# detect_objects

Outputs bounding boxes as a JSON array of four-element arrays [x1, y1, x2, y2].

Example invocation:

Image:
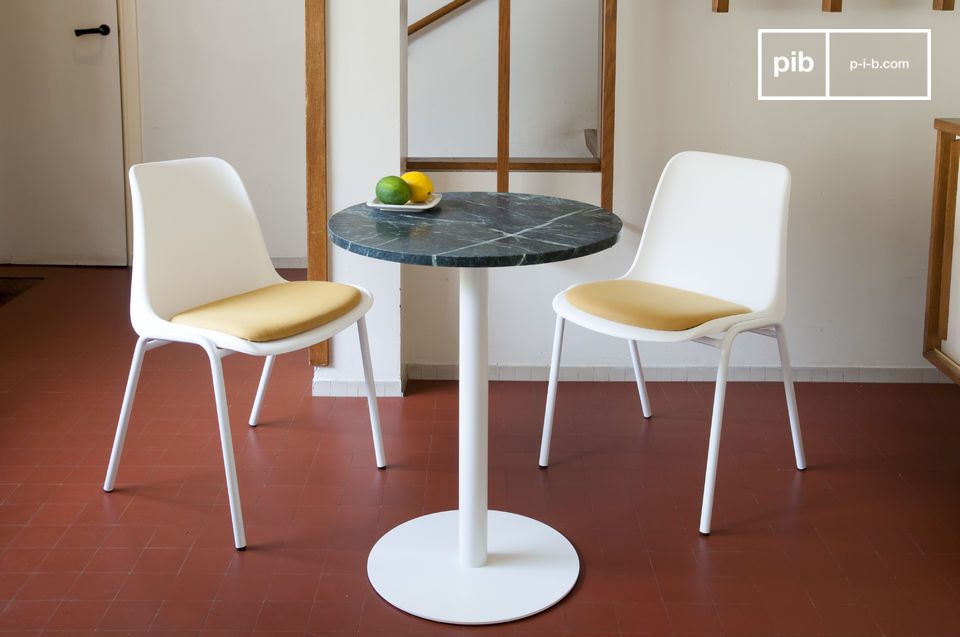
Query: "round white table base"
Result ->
[[367, 510, 580, 625]]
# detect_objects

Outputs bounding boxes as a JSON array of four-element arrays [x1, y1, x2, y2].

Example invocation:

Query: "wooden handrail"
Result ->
[[409, 0, 476, 36], [405, 157, 600, 173]]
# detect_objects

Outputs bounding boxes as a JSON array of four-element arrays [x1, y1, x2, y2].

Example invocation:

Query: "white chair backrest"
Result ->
[[128, 157, 281, 323], [626, 151, 791, 315]]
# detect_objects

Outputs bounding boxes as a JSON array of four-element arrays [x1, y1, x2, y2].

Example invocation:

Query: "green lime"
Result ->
[[375, 176, 411, 205]]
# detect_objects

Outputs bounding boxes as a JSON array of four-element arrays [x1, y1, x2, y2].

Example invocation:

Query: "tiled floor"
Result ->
[[0, 266, 959, 636]]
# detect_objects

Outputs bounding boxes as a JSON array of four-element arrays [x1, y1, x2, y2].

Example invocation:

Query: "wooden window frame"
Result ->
[[923, 118, 960, 384]]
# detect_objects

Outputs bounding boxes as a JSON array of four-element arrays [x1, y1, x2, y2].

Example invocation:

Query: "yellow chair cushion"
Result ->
[[171, 281, 362, 342], [565, 280, 750, 331]]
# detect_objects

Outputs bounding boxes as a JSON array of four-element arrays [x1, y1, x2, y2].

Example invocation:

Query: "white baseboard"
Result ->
[[403, 364, 952, 384], [312, 376, 404, 397], [271, 257, 307, 269], [311, 364, 951, 396]]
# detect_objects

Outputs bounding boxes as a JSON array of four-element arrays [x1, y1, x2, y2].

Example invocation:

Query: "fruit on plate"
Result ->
[[401, 171, 434, 203], [375, 176, 411, 205]]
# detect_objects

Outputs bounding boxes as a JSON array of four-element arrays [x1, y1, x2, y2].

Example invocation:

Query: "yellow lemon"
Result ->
[[401, 171, 434, 203]]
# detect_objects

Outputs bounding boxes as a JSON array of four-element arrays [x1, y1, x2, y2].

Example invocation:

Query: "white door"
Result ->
[[0, 0, 127, 265]]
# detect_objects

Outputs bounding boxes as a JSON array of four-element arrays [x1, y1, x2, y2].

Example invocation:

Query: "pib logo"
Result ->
[[759, 29, 930, 100], [773, 51, 815, 78], [759, 31, 826, 99]]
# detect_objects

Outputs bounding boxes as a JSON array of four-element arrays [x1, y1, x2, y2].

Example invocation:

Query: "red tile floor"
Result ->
[[0, 266, 959, 636]]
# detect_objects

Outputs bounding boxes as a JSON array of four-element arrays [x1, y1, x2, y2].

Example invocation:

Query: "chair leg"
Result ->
[[103, 336, 148, 492], [205, 346, 247, 550], [248, 355, 275, 427], [699, 331, 737, 536], [539, 315, 565, 468], [628, 340, 652, 418], [358, 317, 386, 469], [775, 324, 807, 471]]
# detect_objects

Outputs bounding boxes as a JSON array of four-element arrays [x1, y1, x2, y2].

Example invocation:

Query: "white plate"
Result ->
[[366, 193, 442, 212]]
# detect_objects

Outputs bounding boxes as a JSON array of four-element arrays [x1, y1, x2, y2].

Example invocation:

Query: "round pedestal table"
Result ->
[[329, 191, 622, 625]]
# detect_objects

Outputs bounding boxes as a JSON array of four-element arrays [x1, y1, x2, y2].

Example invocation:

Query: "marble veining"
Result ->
[[328, 191, 622, 268]]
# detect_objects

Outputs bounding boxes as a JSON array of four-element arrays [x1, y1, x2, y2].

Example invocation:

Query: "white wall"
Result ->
[[402, 1, 663, 371], [403, 0, 960, 375], [653, 0, 958, 371], [136, 0, 307, 263], [402, 0, 665, 372], [318, 0, 406, 395], [407, 0, 599, 158], [133, 1, 960, 388], [135, 0, 405, 394]]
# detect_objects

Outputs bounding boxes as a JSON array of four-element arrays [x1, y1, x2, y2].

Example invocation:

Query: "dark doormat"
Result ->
[[0, 277, 43, 307]]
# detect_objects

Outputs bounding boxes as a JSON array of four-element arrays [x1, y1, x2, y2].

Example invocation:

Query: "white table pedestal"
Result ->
[[367, 268, 580, 625]]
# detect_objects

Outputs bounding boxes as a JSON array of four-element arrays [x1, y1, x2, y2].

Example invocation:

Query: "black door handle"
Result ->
[[74, 24, 110, 37]]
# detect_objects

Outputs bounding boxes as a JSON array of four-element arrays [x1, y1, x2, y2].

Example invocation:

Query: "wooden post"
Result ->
[[938, 141, 960, 340], [305, 0, 330, 366], [923, 119, 960, 384], [924, 125, 959, 353], [497, 0, 510, 193], [712, 0, 730, 12], [933, 0, 956, 9], [600, 0, 617, 211], [822, 0, 842, 11]]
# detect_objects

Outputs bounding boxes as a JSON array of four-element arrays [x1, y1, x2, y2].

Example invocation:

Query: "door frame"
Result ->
[[117, 0, 142, 265]]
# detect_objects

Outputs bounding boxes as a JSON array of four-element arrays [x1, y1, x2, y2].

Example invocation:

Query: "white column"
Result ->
[[316, 0, 405, 397], [459, 267, 489, 567]]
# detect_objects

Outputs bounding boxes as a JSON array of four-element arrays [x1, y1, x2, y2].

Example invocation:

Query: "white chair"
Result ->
[[539, 151, 806, 535], [104, 157, 386, 549]]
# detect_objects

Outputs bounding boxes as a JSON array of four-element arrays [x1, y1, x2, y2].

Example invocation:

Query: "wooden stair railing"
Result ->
[[406, 0, 617, 211], [923, 118, 960, 384], [409, 0, 477, 36]]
